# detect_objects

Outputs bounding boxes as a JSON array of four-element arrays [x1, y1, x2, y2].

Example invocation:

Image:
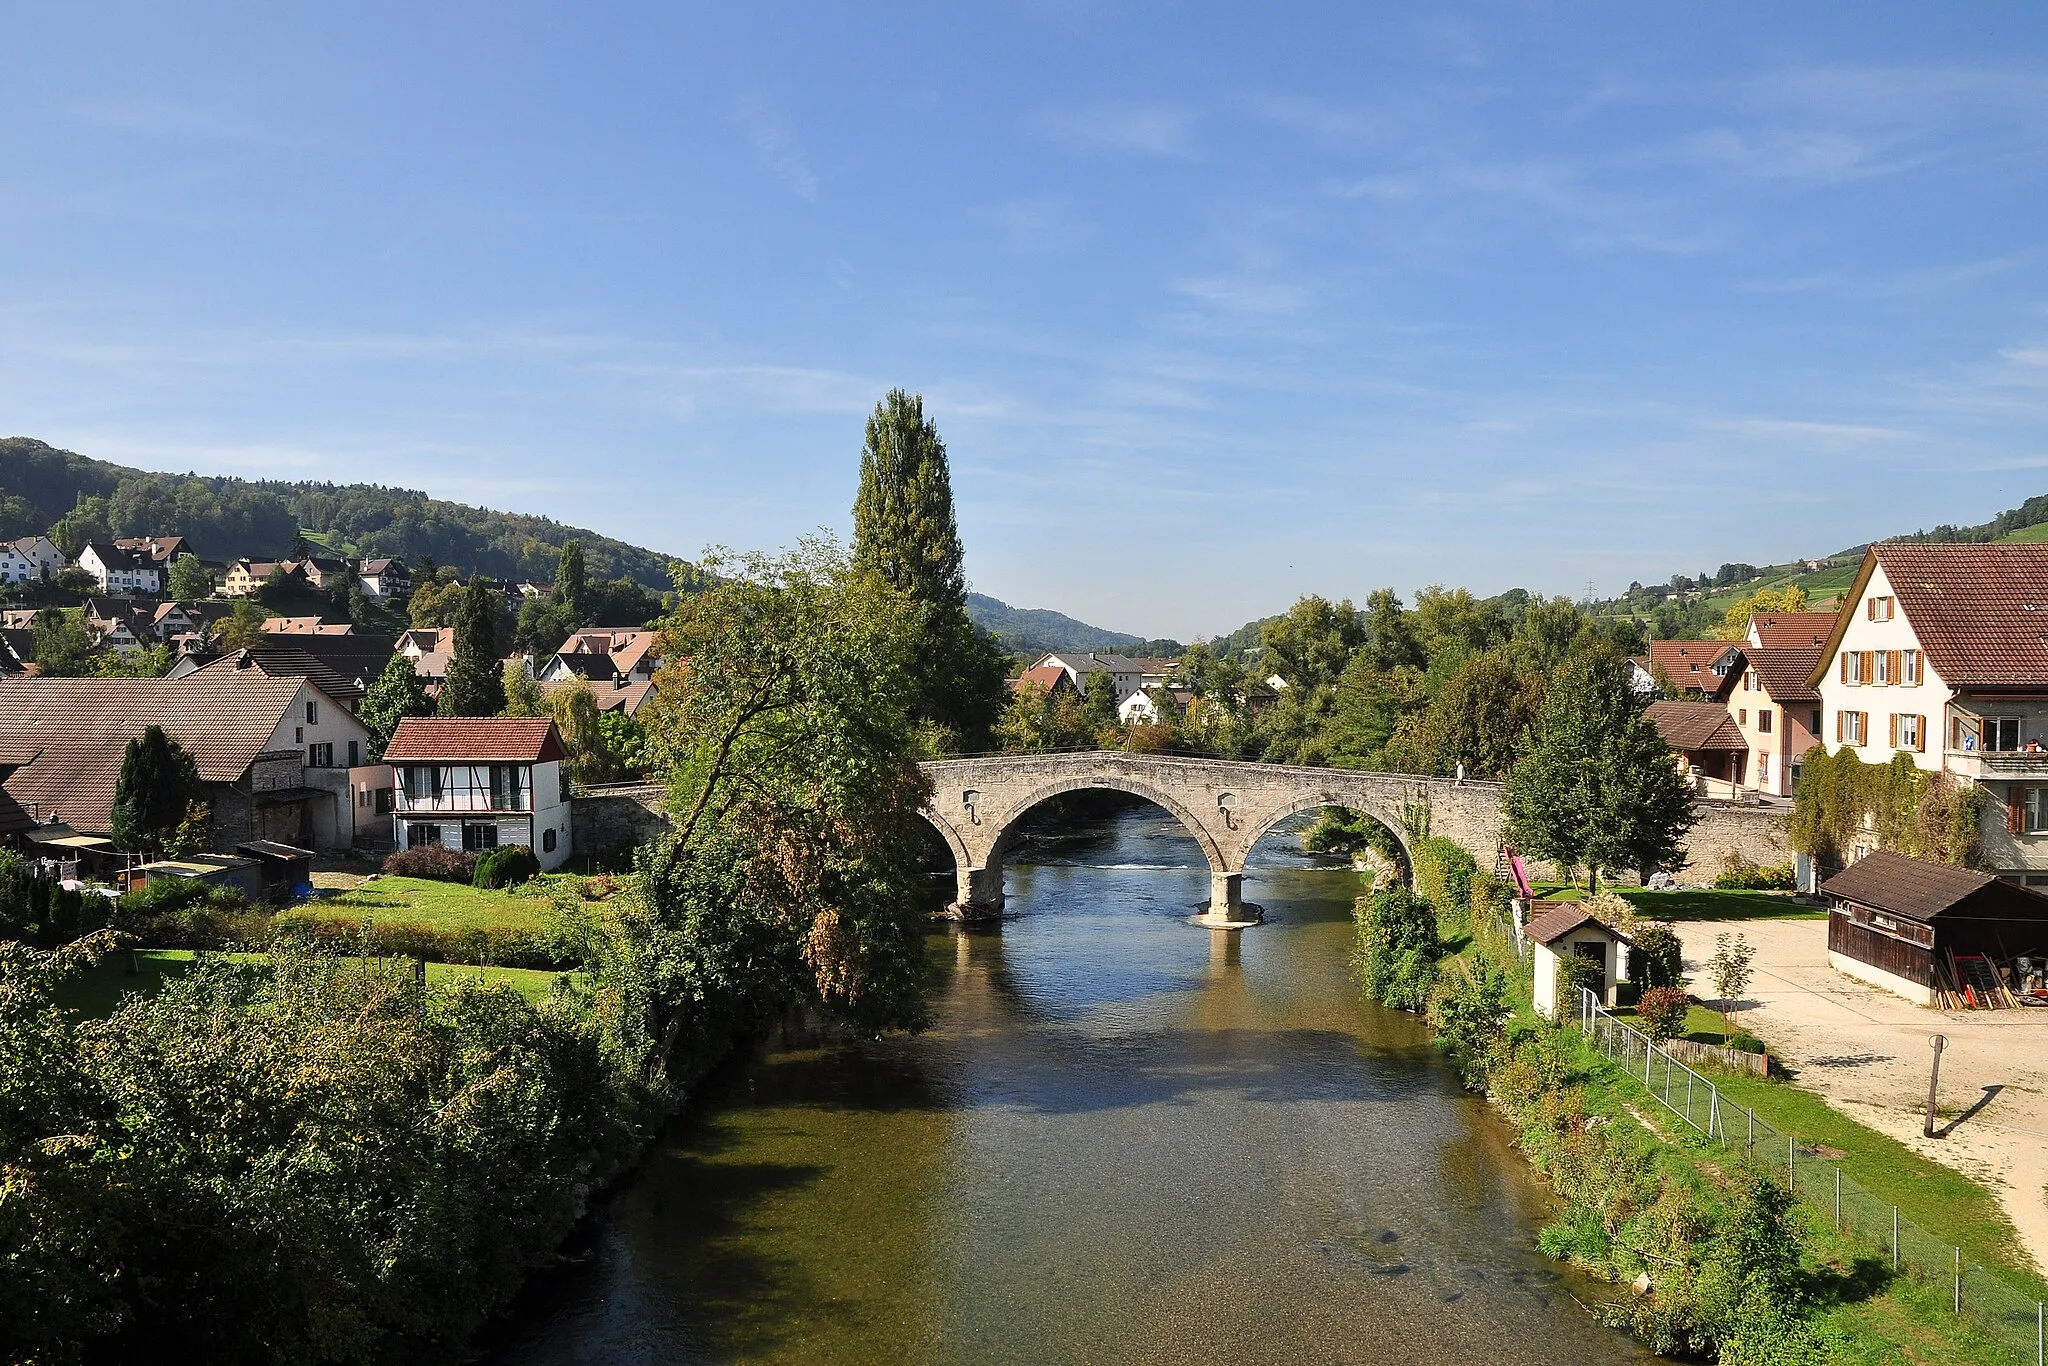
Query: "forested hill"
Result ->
[[964, 592, 1181, 657], [0, 437, 680, 588]]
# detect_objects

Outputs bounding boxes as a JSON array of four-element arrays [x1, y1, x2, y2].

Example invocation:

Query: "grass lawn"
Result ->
[[1617, 888, 1825, 922], [288, 875, 557, 933], [54, 948, 570, 1017]]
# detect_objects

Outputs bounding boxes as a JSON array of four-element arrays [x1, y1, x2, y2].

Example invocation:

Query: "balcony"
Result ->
[[1945, 749, 2048, 781]]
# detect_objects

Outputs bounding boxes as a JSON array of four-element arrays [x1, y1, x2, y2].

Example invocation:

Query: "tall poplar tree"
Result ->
[[440, 579, 507, 717], [851, 390, 1007, 749], [553, 540, 588, 623]]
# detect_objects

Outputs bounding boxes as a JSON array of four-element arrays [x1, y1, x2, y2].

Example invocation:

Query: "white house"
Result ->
[[1119, 685, 1194, 727], [9, 535, 67, 581], [0, 543, 36, 585], [77, 542, 162, 594], [358, 558, 411, 602], [1811, 543, 2048, 885], [1528, 903, 1633, 1017], [542, 629, 660, 686], [383, 716, 574, 870], [1033, 652, 1146, 703]]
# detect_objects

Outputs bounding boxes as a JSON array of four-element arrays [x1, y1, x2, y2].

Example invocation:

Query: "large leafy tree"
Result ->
[[110, 725, 201, 854], [440, 579, 507, 717], [1503, 645, 1696, 890], [553, 539, 588, 622], [1382, 648, 1540, 780], [851, 390, 1007, 751], [29, 609, 93, 677], [165, 554, 212, 601], [358, 653, 433, 760], [616, 541, 934, 1079]]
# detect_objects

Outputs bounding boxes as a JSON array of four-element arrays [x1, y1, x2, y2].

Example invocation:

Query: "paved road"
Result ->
[[1674, 917, 2048, 1274]]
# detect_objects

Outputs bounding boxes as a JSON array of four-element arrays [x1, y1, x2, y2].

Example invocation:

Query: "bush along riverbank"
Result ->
[[1355, 876, 2028, 1365]]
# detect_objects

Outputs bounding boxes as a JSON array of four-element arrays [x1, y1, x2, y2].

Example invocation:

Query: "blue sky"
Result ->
[[2, 3, 2045, 640]]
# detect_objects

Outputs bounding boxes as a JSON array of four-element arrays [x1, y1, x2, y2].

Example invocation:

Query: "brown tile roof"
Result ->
[[1749, 611, 1839, 649], [263, 617, 355, 635], [1525, 903, 1632, 947], [180, 646, 369, 703], [1855, 543, 2048, 689], [1646, 639, 1742, 695], [1646, 699, 1748, 752], [1741, 645, 1823, 703], [1820, 849, 2048, 924], [0, 675, 320, 834], [383, 717, 567, 763], [1011, 665, 1073, 694], [559, 628, 658, 677]]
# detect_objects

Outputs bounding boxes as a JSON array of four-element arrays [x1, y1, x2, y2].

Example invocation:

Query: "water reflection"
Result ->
[[491, 801, 1645, 1366]]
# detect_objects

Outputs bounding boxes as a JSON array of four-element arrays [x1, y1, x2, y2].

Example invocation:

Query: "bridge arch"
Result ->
[[1233, 790, 1412, 876], [983, 775, 1230, 876]]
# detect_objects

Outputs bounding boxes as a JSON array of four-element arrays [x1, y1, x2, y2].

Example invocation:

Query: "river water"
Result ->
[[493, 801, 1648, 1365]]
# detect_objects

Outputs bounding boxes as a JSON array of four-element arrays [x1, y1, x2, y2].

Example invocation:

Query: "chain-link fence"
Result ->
[[1577, 988, 2047, 1364]]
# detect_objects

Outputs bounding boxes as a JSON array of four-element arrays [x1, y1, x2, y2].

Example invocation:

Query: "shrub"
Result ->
[[382, 845, 477, 883], [1725, 1032, 1766, 1056], [1630, 923, 1684, 990], [1351, 886, 1441, 1011], [117, 876, 214, 918], [1470, 870, 1511, 921], [268, 913, 578, 970], [1713, 862, 1794, 891], [473, 845, 540, 890], [1427, 958, 1510, 1088], [1636, 986, 1691, 1041], [1412, 837, 1478, 930], [1554, 954, 1605, 1017]]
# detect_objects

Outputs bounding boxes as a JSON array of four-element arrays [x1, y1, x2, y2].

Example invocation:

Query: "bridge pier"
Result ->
[[1193, 870, 1262, 930], [943, 864, 1005, 921]]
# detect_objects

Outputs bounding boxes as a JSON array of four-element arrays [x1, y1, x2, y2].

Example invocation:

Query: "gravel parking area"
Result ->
[[1673, 917, 2048, 1273]]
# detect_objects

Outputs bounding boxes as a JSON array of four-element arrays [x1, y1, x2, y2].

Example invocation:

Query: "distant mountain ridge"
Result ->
[[965, 592, 1180, 657]]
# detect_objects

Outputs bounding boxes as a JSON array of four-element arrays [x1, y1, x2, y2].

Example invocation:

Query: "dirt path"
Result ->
[[1674, 917, 2048, 1275]]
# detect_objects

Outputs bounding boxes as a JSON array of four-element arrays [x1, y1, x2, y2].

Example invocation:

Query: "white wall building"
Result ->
[[383, 716, 575, 870], [77, 542, 162, 594]]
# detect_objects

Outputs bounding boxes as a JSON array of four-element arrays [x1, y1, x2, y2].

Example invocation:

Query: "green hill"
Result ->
[[0, 437, 681, 589], [964, 592, 1179, 657]]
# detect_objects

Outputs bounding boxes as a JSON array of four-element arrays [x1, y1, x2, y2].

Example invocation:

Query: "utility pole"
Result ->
[[1925, 1034, 1947, 1138]]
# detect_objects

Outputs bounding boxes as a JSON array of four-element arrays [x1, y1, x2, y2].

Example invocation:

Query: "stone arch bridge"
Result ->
[[919, 753, 1506, 927]]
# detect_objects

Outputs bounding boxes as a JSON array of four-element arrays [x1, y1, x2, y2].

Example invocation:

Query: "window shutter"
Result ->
[[1916, 716, 1927, 753], [1888, 651, 1902, 686], [1888, 714, 1898, 747], [1866, 597, 1875, 621], [1840, 653, 1849, 683], [2008, 791, 2025, 836], [1863, 651, 1875, 683], [1835, 711, 1843, 743]]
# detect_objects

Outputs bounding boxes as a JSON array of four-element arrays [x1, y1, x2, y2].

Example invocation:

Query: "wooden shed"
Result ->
[[1527, 903, 1633, 1016], [1821, 850, 2048, 1006]]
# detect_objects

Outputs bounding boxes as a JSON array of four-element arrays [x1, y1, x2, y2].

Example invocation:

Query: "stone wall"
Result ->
[[571, 786, 670, 865]]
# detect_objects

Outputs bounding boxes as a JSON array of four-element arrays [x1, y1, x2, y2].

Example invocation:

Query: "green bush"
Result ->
[[382, 845, 477, 883], [473, 845, 541, 891], [1427, 958, 1510, 1088], [1412, 837, 1477, 929], [1725, 1032, 1766, 1056], [1629, 923, 1684, 989], [1351, 886, 1441, 1011], [1713, 863, 1794, 891], [116, 875, 216, 918], [1553, 954, 1605, 1016], [1469, 869, 1510, 920]]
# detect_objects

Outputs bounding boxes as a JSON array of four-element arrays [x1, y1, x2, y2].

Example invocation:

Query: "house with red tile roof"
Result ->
[[1009, 664, 1077, 698], [1811, 542, 2048, 885], [1645, 699, 1750, 796], [1643, 639, 1743, 699], [383, 716, 573, 869]]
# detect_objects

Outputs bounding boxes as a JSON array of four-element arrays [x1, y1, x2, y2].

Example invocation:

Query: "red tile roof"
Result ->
[[1646, 699, 1747, 752], [1749, 611, 1839, 649], [0, 675, 325, 834], [1740, 645, 1823, 703], [1525, 903, 1632, 947], [1010, 665, 1072, 695], [1646, 639, 1741, 696], [1852, 543, 2048, 689], [383, 716, 567, 763]]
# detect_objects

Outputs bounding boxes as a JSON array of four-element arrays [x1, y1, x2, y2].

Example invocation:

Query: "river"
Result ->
[[491, 799, 1649, 1365]]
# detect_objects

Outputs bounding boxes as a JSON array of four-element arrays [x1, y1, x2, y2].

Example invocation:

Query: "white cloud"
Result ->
[[732, 97, 818, 200]]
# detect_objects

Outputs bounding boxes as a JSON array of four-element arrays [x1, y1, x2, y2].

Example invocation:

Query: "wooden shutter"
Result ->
[[1839, 653, 1850, 683], [1863, 651, 1876, 683], [1888, 714, 1899, 747], [1887, 651, 1901, 685], [1835, 711, 1843, 742], [1916, 716, 1927, 753], [2008, 791, 2025, 835]]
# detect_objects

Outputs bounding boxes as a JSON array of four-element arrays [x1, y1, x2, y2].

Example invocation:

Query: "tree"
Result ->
[[216, 597, 268, 652], [512, 596, 575, 658], [617, 540, 934, 1077], [1631, 922, 1685, 989], [1380, 648, 1539, 780], [1711, 584, 1807, 641], [502, 660, 546, 717], [439, 579, 507, 717], [1636, 986, 1691, 1042], [1708, 932, 1756, 1041], [553, 540, 588, 622], [165, 554, 212, 601], [359, 653, 433, 760], [30, 609, 94, 677], [408, 578, 466, 628], [1081, 671, 1122, 737], [110, 726, 201, 854], [1352, 885, 1440, 1010], [1503, 646, 1697, 890], [541, 684, 610, 787], [851, 389, 1008, 749]]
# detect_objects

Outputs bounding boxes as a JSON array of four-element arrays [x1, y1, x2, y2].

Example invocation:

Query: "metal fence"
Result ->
[[1577, 987, 2047, 1364]]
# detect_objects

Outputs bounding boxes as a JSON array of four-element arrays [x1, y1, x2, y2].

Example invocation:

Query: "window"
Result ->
[[1987, 717, 2022, 752], [306, 700, 319, 725], [408, 823, 442, 849], [489, 764, 526, 810], [1873, 651, 1891, 685], [1868, 595, 1894, 621], [1837, 711, 1867, 746], [1889, 714, 1923, 752], [542, 828, 557, 853], [1903, 650, 1920, 686], [1810, 708, 1823, 735], [375, 788, 394, 815], [347, 740, 359, 767], [462, 823, 500, 852], [1840, 652, 1864, 685], [403, 765, 444, 801], [1738, 708, 1747, 725], [1758, 754, 1770, 784], [1758, 709, 1773, 733], [2020, 788, 2048, 834], [308, 743, 333, 767], [294, 726, 303, 743]]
